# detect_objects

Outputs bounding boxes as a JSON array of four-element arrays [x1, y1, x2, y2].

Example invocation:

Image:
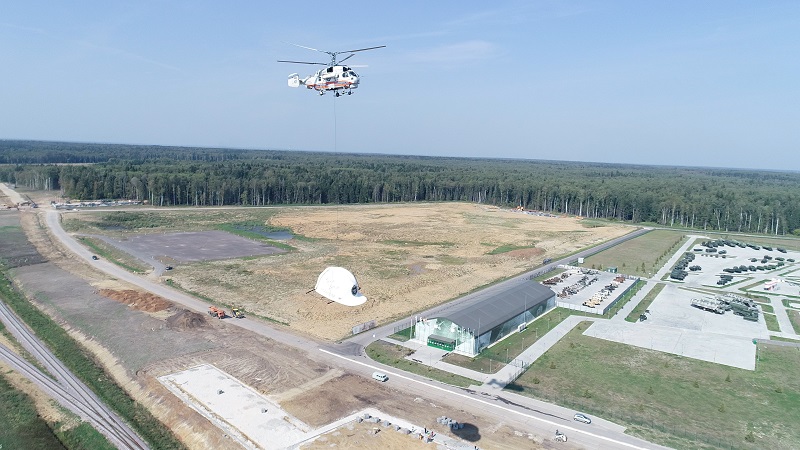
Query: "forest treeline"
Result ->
[[1, 140, 799, 235]]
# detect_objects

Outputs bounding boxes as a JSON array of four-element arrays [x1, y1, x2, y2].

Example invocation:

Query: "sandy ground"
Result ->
[[160, 203, 631, 340]]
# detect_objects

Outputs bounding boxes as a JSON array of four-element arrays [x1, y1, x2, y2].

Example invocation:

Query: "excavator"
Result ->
[[230, 307, 245, 319]]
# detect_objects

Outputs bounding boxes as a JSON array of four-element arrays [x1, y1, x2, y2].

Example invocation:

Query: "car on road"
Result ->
[[573, 413, 591, 424], [165, 266, 173, 270], [372, 371, 388, 382], [91, 255, 99, 260]]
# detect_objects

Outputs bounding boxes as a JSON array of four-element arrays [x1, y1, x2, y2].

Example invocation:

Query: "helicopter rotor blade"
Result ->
[[339, 45, 386, 54], [338, 54, 355, 64], [284, 42, 325, 53], [277, 60, 327, 65]]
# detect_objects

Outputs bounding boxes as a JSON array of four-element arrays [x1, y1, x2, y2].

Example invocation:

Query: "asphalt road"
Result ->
[[44, 209, 666, 450]]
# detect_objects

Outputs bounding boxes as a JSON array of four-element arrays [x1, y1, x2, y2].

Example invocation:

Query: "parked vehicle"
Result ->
[[573, 413, 592, 424]]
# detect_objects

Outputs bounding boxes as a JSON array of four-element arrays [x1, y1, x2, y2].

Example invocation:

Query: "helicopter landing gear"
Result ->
[[318, 90, 324, 96], [335, 91, 340, 97]]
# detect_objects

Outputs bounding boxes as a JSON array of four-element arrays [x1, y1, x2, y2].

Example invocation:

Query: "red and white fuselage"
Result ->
[[288, 65, 360, 95]]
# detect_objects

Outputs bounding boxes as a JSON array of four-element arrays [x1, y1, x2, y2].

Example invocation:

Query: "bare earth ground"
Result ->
[[165, 203, 631, 340], [4, 192, 612, 449]]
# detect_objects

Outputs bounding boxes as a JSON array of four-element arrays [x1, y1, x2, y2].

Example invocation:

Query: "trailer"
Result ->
[[691, 298, 724, 314], [208, 306, 226, 319]]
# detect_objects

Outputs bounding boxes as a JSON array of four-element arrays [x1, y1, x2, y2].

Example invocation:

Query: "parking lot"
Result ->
[[546, 266, 639, 315]]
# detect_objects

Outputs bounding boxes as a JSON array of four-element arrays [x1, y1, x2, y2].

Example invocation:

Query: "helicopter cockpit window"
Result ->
[[326, 67, 334, 73]]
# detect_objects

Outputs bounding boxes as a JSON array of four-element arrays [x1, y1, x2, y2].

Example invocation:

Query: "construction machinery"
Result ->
[[230, 307, 245, 319], [208, 306, 226, 319]]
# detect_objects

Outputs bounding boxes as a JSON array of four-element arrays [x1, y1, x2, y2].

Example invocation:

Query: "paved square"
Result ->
[[115, 230, 286, 262], [584, 320, 757, 370]]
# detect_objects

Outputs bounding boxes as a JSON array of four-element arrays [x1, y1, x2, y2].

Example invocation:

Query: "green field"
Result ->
[[507, 323, 800, 450], [763, 312, 781, 332], [582, 230, 687, 277], [0, 374, 68, 449], [63, 208, 281, 234], [789, 309, 800, 334]]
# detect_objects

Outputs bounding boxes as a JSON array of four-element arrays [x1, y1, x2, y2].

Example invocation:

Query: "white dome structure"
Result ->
[[314, 267, 366, 307]]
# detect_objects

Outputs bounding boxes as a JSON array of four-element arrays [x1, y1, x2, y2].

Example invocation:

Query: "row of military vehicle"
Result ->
[[700, 239, 789, 253], [670, 252, 696, 280], [723, 261, 785, 273], [749, 256, 795, 263]]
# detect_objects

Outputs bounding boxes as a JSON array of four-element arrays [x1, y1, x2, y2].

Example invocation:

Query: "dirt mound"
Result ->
[[166, 309, 208, 330], [99, 289, 173, 312]]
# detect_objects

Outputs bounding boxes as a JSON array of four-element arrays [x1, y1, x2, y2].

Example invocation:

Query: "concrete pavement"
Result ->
[[769, 295, 797, 336]]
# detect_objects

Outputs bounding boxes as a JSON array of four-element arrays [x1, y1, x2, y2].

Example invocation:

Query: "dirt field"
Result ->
[[160, 203, 632, 340]]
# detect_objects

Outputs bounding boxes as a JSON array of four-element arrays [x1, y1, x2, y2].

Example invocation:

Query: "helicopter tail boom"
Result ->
[[288, 73, 311, 88]]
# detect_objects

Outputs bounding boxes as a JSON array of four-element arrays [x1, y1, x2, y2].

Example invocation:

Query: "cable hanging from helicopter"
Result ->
[[278, 43, 385, 97]]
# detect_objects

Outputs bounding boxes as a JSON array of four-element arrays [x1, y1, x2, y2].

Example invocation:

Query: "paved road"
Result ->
[[43, 209, 666, 449]]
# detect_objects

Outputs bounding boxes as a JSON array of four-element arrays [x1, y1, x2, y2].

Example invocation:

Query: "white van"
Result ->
[[372, 371, 388, 382]]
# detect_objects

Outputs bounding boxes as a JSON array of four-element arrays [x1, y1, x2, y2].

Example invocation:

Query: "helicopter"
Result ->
[[278, 43, 385, 96]]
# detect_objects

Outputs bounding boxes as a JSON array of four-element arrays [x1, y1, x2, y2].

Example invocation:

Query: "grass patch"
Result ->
[[56, 421, 117, 450], [770, 335, 800, 343], [216, 222, 296, 251], [579, 219, 607, 228], [626, 283, 666, 322], [788, 309, 800, 335], [783, 298, 800, 310], [582, 230, 686, 277], [389, 326, 414, 342], [63, 208, 282, 235], [76, 236, 150, 273], [0, 373, 70, 449], [0, 270, 186, 449], [365, 341, 478, 387], [760, 303, 775, 314], [487, 244, 536, 255], [763, 313, 781, 332], [507, 323, 800, 450]]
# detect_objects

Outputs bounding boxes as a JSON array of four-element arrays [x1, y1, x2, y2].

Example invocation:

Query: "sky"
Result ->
[[1, 1, 799, 171]]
